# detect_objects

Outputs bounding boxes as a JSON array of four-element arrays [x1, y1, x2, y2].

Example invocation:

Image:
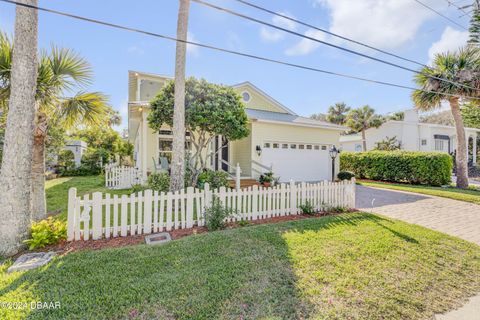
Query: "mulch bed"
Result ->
[[35, 210, 355, 256]]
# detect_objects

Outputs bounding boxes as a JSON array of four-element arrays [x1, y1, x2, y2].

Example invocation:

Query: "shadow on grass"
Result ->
[[1, 213, 477, 320]]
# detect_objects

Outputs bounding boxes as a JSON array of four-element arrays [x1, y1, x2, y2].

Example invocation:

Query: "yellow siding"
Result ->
[[233, 84, 288, 114], [229, 124, 252, 176]]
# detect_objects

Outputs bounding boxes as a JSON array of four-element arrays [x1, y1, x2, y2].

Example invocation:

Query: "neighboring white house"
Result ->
[[128, 71, 347, 182], [64, 140, 88, 167], [340, 109, 479, 165]]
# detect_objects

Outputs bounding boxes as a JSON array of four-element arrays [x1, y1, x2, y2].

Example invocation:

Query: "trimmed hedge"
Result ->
[[340, 151, 452, 186]]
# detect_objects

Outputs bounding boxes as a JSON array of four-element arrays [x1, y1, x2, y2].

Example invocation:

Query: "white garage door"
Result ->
[[261, 142, 331, 182]]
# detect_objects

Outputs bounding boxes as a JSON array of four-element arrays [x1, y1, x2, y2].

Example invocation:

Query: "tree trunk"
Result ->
[[450, 97, 469, 189], [31, 111, 47, 221], [0, 0, 38, 257], [362, 130, 367, 151], [170, 0, 190, 191]]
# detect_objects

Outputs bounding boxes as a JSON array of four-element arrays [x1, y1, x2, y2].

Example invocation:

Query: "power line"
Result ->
[[232, 0, 426, 68], [0, 0, 477, 100], [191, 0, 480, 93], [413, 0, 468, 30]]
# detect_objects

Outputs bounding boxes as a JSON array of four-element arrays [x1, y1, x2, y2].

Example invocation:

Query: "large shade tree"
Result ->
[[0, 0, 38, 256], [345, 105, 384, 151], [413, 46, 480, 188], [148, 77, 249, 186], [0, 33, 112, 219]]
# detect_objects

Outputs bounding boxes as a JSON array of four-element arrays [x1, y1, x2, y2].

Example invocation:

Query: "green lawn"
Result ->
[[358, 180, 480, 205], [46, 176, 134, 221], [1, 213, 479, 320]]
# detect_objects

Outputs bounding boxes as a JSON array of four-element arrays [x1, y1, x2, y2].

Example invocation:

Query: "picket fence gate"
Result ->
[[105, 166, 143, 189], [67, 179, 356, 241]]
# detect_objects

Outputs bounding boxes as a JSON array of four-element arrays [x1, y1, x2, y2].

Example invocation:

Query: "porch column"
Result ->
[[473, 132, 477, 165], [142, 110, 148, 181], [217, 134, 222, 170]]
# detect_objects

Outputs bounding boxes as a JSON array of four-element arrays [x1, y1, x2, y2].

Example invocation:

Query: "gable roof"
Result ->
[[231, 81, 297, 115], [246, 108, 347, 131]]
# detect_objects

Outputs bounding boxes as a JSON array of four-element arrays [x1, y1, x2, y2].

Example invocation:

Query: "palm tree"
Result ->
[[0, 34, 111, 219], [0, 0, 38, 256], [170, 0, 190, 191], [345, 105, 384, 151], [326, 102, 351, 125], [413, 47, 480, 189]]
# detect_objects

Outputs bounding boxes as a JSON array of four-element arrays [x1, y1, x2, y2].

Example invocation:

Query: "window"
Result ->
[[306, 145, 312, 150], [299, 144, 305, 150], [290, 144, 297, 149], [241, 91, 251, 102], [321, 145, 327, 150], [264, 142, 270, 148], [355, 144, 362, 152], [314, 145, 320, 150], [159, 138, 173, 163], [421, 139, 427, 146], [282, 143, 288, 149], [434, 139, 445, 151], [272, 143, 279, 149]]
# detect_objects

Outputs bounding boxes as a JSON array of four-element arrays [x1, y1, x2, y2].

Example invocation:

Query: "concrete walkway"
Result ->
[[356, 185, 480, 320]]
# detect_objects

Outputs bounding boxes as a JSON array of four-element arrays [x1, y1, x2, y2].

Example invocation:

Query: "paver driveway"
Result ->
[[356, 185, 480, 320], [356, 185, 480, 245]]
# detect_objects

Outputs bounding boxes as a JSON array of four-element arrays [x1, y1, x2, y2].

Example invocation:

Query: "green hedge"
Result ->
[[340, 151, 452, 186]]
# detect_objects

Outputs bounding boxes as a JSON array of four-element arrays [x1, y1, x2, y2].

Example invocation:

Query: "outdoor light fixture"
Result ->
[[138, 107, 143, 112], [329, 145, 339, 181], [256, 145, 262, 156]]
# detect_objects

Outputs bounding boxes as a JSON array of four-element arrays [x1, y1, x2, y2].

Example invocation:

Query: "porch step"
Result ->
[[228, 179, 260, 189]]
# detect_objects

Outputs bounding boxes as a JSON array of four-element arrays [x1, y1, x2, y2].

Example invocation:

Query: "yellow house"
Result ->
[[128, 71, 346, 182]]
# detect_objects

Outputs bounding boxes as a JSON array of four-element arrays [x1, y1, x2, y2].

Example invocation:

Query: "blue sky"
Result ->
[[0, 0, 473, 131]]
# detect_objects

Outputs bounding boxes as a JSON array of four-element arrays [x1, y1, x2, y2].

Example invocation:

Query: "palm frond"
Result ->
[[55, 92, 111, 129]]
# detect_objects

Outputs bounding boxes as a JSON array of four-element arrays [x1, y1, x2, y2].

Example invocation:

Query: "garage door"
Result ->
[[261, 142, 331, 182]]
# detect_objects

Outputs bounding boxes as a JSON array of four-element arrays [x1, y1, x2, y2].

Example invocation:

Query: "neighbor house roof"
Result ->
[[246, 108, 347, 131]]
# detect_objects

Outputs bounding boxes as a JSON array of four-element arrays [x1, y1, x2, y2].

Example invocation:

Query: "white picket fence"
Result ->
[[105, 166, 143, 189], [67, 179, 356, 241]]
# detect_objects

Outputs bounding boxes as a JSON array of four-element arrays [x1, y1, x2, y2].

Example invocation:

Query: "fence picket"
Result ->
[[83, 194, 90, 241], [153, 191, 159, 233], [121, 195, 128, 237], [113, 194, 119, 237], [130, 193, 136, 236], [144, 190, 153, 234], [92, 192, 102, 240]]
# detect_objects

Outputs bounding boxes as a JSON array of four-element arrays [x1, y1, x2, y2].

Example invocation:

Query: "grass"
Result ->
[[46, 176, 134, 221], [358, 180, 480, 205], [1, 213, 479, 320]]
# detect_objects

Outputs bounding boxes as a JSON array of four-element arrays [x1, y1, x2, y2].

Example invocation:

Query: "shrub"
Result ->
[[299, 200, 315, 215], [147, 172, 170, 192], [57, 149, 75, 170], [203, 196, 236, 231], [24, 217, 67, 250], [60, 164, 101, 176], [340, 151, 452, 186], [337, 171, 355, 181], [197, 170, 229, 189], [131, 184, 146, 193]]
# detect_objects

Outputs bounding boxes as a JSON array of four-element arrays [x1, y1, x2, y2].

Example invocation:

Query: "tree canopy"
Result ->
[[326, 102, 351, 125], [148, 77, 250, 184]]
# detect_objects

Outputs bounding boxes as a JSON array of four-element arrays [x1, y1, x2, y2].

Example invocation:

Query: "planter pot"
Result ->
[[262, 182, 271, 188]]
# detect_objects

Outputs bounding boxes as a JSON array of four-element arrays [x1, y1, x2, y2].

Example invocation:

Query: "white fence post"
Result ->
[[67, 187, 77, 241], [289, 180, 296, 215], [235, 163, 241, 191]]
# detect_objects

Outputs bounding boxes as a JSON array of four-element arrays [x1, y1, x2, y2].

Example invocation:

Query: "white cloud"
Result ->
[[316, 0, 438, 50], [285, 29, 326, 56], [259, 12, 297, 43], [187, 32, 200, 57], [428, 26, 468, 64]]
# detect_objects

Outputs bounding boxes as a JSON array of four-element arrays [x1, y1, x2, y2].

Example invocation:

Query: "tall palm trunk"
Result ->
[[0, 0, 38, 256], [449, 97, 469, 188], [31, 111, 47, 220], [361, 129, 367, 151], [170, 0, 190, 191]]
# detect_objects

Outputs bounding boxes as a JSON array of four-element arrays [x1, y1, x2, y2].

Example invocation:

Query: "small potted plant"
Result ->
[[259, 171, 274, 187]]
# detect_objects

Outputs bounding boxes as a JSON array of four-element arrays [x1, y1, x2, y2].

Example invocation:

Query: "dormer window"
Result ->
[[241, 91, 251, 103]]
